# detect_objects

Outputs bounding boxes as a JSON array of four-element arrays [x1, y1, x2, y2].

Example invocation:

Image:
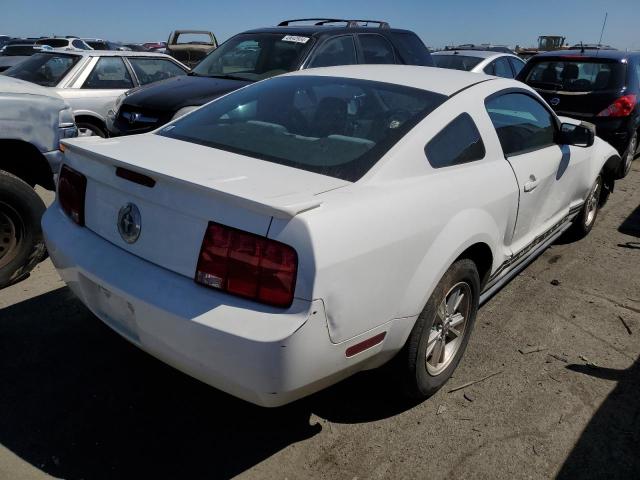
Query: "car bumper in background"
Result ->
[[42, 204, 401, 406]]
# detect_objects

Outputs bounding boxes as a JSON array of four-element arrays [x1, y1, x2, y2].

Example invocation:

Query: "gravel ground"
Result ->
[[0, 164, 639, 480]]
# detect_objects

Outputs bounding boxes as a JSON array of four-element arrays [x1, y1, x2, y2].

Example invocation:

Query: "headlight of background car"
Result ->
[[108, 92, 128, 119], [172, 106, 199, 120]]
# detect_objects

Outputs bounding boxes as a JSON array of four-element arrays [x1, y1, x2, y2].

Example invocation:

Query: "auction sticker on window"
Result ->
[[282, 35, 310, 44]]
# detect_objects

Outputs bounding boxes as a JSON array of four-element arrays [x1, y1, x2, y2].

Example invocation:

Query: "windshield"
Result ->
[[158, 75, 446, 181], [4, 53, 81, 86], [525, 59, 626, 92], [432, 55, 483, 71], [192, 33, 313, 81], [2, 45, 36, 56]]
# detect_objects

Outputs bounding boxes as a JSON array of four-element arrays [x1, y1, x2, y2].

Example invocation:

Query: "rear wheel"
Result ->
[[399, 259, 480, 398], [619, 131, 637, 179], [0, 170, 47, 288]]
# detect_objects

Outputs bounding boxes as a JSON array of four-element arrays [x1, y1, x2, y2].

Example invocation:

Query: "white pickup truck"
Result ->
[[0, 75, 77, 287]]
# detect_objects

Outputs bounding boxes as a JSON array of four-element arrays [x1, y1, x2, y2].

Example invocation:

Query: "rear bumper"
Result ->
[[42, 204, 402, 406]]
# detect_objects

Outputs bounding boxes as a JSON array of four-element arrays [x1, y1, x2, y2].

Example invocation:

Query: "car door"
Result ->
[[65, 56, 135, 120], [484, 91, 576, 253]]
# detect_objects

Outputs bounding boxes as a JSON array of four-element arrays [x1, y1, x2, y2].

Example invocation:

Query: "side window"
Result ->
[[425, 113, 486, 168], [483, 60, 495, 76], [308, 36, 357, 68], [72, 40, 89, 50], [488, 57, 514, 78], [509, 57, 525, 77], [83, 57, 134, 89], [128, 58, 186, 85], [358, 34, 395, 64], [485, 92, 556, 156], [389, 32, 431, 66]]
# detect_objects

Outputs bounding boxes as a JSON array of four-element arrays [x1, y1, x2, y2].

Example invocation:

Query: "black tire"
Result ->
[[0, 170, 47, 288], [77, 121, 107, 138], [618, 131, 637, 179], [399, 258, 480, 399], [569, 174, 603, 240]]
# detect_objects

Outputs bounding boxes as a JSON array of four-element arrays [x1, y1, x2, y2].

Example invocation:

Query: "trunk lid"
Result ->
[[61, 134, 348, 279]]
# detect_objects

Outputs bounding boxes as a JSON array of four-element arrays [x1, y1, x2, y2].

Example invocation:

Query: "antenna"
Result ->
[[597, 12, 608, 52]]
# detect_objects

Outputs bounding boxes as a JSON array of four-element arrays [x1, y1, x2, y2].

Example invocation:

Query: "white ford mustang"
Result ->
[[43, 65, 620, 407]]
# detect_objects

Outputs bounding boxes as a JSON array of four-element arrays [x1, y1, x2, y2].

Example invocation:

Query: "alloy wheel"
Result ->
[[585, 177, 602, 227], [426, 281, 472, 376]]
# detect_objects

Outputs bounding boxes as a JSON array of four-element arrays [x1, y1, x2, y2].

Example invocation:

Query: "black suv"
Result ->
[[107, 18, 433, 136], [518, 50, 640, 177]]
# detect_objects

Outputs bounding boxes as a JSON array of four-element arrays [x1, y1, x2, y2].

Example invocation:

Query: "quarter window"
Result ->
[[509, 57, 525, 77], [485, 92, 556, 156], [485, 57, 513, 78], [83, 57, 134, 89], [425, 113, 485, 168], [128, 58, 186, 85], [358, 34, 395, 64], [308, 36, 357, 68]]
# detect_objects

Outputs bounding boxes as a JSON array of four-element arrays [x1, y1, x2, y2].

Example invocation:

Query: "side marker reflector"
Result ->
[[345, 332, 387, 358]]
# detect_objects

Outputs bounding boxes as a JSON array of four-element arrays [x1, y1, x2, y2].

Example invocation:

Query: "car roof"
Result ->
[[240, 25, 415, 37], [284, 64, 495, 96], [533, 49, 639, 61], [432, 50, 510, 60], [39, 49, 178, 58]]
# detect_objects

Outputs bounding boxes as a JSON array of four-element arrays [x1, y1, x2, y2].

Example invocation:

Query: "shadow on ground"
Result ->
[[557, 357, 640, 479], [618, 202, 640, 240], [0, 287, 417, 480]]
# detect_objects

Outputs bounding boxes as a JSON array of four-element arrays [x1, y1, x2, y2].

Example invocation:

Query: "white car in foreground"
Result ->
[[43, 65, 620, 407]]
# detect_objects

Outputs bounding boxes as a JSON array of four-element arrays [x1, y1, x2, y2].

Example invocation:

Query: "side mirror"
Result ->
[[558, 122, 595, 148]]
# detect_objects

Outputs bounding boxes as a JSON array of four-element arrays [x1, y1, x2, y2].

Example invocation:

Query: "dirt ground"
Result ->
[[1, 164, 639, 480]]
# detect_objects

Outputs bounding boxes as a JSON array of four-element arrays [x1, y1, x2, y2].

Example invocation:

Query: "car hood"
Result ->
[[0, 75, 63, 99], [123, 75, 251, 111]]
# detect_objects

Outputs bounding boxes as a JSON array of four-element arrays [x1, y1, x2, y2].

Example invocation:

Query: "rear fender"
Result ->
[[396, 208, 500, 320]]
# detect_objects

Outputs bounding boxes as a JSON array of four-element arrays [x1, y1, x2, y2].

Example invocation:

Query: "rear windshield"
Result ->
[[191, 33, 313, 82], [524, 59, 626, 92], [158, 75, 446, 181], [433, 55, 483, 71], [4, 53, 80, 86]]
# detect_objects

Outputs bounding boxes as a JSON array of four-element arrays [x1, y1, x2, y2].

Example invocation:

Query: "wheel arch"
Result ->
[[74, 113, 108, 136], [0, 139, 54, 190], [396, 208, 501, 321]]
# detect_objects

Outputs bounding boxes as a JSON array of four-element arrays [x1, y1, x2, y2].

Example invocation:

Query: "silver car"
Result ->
[[2, 50, 189, 136], [432, 50, 525, 78]]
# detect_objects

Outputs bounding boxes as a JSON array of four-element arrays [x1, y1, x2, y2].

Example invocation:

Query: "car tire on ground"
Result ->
[[77, 122, 107, 138], [399, 258, 480, 399], [569, 174, 603, 240], [0, 170, 47, 288], [618, 131, 638, 179]]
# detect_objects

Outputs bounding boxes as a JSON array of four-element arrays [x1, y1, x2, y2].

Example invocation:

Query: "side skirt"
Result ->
[[479, 213, 578, 306]]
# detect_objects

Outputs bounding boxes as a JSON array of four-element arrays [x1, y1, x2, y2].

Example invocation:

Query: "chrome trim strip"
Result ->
[[480, 220, 574, 305]]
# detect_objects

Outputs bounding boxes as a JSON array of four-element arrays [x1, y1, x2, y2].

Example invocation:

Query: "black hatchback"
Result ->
[[518, 50, 640, 177], [107, 18, 433, 137]]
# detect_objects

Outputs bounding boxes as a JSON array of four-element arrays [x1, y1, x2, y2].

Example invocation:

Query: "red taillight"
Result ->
[[58, 164, 87, 225], [195, 222, 298, 308], [597, 94, 637, 118]]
